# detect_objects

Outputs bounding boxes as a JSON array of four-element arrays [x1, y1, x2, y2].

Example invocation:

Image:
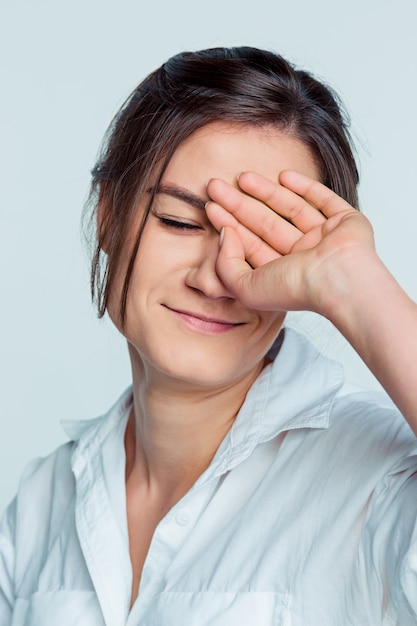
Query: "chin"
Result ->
[[155, 348, 264, 390]]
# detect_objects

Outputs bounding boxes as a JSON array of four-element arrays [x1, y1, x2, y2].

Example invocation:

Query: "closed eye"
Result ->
[[158, 216, 202, 231]]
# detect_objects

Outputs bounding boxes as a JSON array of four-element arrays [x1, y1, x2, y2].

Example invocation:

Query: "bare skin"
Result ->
[[124, 347, 263, 605], [207, 169, 417, 433], [107, 124, 417, 606]]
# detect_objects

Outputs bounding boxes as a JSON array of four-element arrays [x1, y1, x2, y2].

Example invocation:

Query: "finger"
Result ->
[[207, 178, 302, 254], [237, 171, 327, 231], [215, 226, 266, 309], [216, 227, 305, 311], [206, 200, 282, 266], [279, 170, 355, 217]]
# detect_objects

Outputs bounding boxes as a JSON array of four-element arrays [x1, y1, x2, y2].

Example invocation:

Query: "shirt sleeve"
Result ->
[[364, 450, 417, 623], [0, 498, 16, 623], [401, 510, 417, 620]]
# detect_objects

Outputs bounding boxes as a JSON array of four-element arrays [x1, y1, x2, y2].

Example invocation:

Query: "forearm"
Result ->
[[323, 251, 417, 435], [208, 170, 417, 433]]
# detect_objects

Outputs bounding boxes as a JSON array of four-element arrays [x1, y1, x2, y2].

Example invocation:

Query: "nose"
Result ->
[[185, 236, 234, 300]]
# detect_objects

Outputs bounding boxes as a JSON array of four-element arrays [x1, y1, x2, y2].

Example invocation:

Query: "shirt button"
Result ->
[[175, 511, 190, 526]]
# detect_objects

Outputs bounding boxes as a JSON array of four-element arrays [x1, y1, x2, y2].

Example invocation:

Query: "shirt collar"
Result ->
[[206, 327, 344, 477], [62, 328, 344, 477]]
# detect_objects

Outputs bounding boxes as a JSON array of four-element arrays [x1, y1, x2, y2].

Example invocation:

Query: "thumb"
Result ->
[[216, 227, 272, 309], [217, 227, 307, 312]]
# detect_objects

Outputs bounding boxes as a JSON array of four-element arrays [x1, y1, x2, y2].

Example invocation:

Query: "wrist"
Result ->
[[310, 247, 392, 329]]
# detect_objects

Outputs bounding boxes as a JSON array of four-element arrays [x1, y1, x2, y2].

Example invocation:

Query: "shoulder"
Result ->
[[16, 441, 75, 508], [331, 384, 416, 459], [6, 386, 132, 541], [270, 328, 417, 472], [0, 441, 77, 609], [7, 441, 77, 569], [310, 385, 415, 493]]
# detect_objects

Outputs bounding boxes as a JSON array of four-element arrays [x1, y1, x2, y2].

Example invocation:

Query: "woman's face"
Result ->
[[108, 123, 320, 390]]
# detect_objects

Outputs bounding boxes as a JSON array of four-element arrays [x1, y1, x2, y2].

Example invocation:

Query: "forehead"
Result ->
[[160, 122, 320, 198]]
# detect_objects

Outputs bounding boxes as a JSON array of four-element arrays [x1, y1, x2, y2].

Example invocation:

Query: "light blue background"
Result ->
[[1, 0, 416, 510]]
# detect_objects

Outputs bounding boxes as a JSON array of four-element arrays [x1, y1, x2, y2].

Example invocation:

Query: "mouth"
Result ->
[[163, 305, 244, 335]]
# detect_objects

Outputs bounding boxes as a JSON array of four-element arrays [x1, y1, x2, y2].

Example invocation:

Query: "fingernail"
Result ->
[[219, 227, 224, 247]]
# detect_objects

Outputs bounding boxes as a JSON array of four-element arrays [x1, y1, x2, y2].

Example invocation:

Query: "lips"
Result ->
[[163, 305, 244, 335]]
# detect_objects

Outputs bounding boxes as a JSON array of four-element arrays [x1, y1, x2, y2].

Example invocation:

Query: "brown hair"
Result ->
[[86, 46, 359, 325]]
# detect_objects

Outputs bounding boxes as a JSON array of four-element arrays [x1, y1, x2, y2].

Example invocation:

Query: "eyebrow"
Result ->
[[156, 183, 207, 211]]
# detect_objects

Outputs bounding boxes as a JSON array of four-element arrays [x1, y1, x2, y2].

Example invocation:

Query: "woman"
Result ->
[[1, 46, 417, 625]]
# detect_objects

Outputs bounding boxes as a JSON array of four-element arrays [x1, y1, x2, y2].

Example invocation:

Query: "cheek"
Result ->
[[136, 225, 207, 274], [104, 242, 146, 332]]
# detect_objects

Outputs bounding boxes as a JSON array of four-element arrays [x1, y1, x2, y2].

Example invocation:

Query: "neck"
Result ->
[[124, 349, 264, 504]]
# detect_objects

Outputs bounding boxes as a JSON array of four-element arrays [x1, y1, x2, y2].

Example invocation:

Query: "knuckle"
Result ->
[[257, 215, 275, 239], [246, 237, 263, 261], [287, 201, 304, 222]]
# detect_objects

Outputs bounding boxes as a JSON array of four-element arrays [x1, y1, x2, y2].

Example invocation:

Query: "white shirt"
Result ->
[[1, 329, 417, 625]]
